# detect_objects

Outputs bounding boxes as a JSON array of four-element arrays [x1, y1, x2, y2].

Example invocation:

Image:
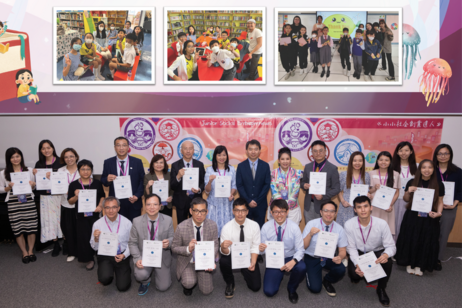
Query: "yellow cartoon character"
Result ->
[[15, 69, 40, 104], [0, 21, 10, 53], [324, 14, 361, 39]]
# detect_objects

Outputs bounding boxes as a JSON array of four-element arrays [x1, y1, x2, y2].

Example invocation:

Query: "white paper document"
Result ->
[[142, 240, 163, 268], [399, 177, 413, 199], [215, 176, 231, 198], [372, 185, 396, 210], [442, 181, 455, 206], [357, 251, 387, 283], [78, 189, 97, 213], [51, 172, 68, 195], [411, 188, 435, 213], [349, 184, 369, 205], [35, 169, 52, 190], [152, 180, 169, 203], [114, 176, 132, 199], [231, 242, 250, 269], [11, 172, 32, 195], [183, 168, 199, 191], [309, 172, 327, 195], [314, 231, 339, 259], [98, 232, 119, 256], [195, 241, 215, 271], [265, 241, 285, 269]]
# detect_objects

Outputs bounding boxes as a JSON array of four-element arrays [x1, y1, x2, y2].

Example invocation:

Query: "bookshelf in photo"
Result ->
[[57, 11, 85, 35]]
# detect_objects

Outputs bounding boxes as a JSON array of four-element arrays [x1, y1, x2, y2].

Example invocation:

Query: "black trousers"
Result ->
[[160, 206, 173, 217], [362, 50, 367, 68], [348, 249, 392, 289], [280, 50, 296, 73], [384, 53, 394, 77], [60, 206, 78, 257], [219, 254, 261, 292], [298, 48, 308, 69], [340, 52, 351, 70], [97, 255, 132, 292], [381, 51, 387, 69], [76, 215, 98, 262], [365, 60, 379, 75]]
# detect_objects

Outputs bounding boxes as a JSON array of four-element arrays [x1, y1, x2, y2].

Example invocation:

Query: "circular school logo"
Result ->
[[334, 139, 362, 165], [307, 145, 330, 162], [124, 118, 156, 150], [316, 119, 340, 142], [177, 137, 203, 160], [366, 152, 377, 164], [152, 141, 174, 161], [391, 23, 398, 30], [158, 118, 181, 141], [278, 118, 312, 152]]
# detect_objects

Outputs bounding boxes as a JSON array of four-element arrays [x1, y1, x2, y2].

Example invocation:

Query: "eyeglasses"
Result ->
[[104, 206, 119, 211], [322, 209, 336, 214], [192, 209, 207, 215], [115, 144, 129, 148], [146, 203, 160, 208], [80, 168, 92, 172], [437, 153, 450, 157], [233, 209, 248, 214], [312, 150, 325, 154], [272, 211, 287, 216]]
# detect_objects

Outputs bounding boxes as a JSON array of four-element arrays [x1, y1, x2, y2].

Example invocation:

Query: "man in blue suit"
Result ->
[[236, 139, 271, 229], [101, 137, 145, 221]]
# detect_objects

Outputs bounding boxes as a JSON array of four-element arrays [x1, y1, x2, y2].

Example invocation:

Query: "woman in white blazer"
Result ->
[[167, 40, 199, 81]]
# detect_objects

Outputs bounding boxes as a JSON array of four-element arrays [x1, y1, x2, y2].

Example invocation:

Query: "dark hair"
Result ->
[[343, 27, 349, 32], [392, 142, 417, 176], [38, 139, 58, 164], [230, 37, 239, 44], [366, 22, 373, 28], [15, 69, 34, 88], [359, 23, 364, 28], [300, 26, 307, 36], [125, 32, 137, 43], [70, 37, 82, 47], [182, 40, 194, 55], [284, 24, 292, 28], [216, 26, 221, 30], [317, 15, 323, 21], [187, 25, 196, 35], [110, 23, 115, 27], [323, 26, 329, 31], [114, 136, 129, 146], [60, 148, 79, 165], [373, 151, 394, 187], [366, 30, 375, 36], [372, 22, 380, 29], [149, 154, 168, 175], [221, 30, 229, 36], [278, 147, 291, 160], [379, 19, 389, 29], [178, 32, 187, 39], [4, 148, 28, 182], [346, 152, 366, 189], [355, 29, 363, 34], [233, 197, 249, 210], [125, 20, 131, 26], [77, 159, 93, 172], [96, 21, 106, 39], [312, 30, 317, 35], [103, 196, 120, 208], [311, 140, 326, 149], [406, 160, 439, 211], [353, 195, 371, 208], [0, 22, 3, 28], [212, 145, 230, 172], [433, 144, 458, 173], [191, 197, 208, 210], [145, 193, 162, 204], [320, 200, 337, 211], [270, 199, 289, 211], [209, 39, 219, 47], [246, 139, 261, 150], [84, 32, 94, 40], [133, 26, 144, 46], [118, 29, 126, 34]]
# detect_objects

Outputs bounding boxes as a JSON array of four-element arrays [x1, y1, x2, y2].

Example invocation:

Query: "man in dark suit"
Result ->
[[170, 141, 205, 224], [236, 139, 271, 228], [101, 137, 145, 221]]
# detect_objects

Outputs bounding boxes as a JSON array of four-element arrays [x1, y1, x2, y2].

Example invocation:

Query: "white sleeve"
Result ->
[[167, 56, 182, 78], [250, 224, 261, 255], [90, 221, 99, 251], [219, 224, 231, 255], [0, 171, 7, 194], [345, 223, 360, 266]]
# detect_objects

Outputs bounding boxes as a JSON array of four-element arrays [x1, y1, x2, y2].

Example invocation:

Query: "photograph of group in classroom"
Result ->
[[165, 8, 265, 83], [53, 7, 154, 84], [275, 8, 402, 85]]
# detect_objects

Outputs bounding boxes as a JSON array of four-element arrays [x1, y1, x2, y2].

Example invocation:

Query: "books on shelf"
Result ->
[[170, 16, 181, 21], [218, 16, 230, 20], [218, 22, 230, 26]]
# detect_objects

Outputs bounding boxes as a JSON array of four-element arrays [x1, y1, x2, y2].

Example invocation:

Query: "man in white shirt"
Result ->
[[245, 19, 263, 80], [220, 198, 261, 299], [344, 196, 396, 307], [107, 32, 137, 80], [207, 39, 239, 80], [90, 197, 133, 292]]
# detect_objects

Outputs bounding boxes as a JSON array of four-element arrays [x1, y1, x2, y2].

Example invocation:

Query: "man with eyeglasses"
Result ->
[[259, 199, 306, 304], [90, 196, 133, 292], [219, 198, 261, 299], [171, 197, 218, 296], [101, 136, 146, 221], [302, 201, 347, 298]]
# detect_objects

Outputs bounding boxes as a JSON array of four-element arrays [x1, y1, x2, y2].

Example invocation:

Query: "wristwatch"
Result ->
[[293, 258, 298, 264]]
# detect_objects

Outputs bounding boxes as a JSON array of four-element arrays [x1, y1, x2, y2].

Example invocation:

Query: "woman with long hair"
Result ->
[[144, 154, 173, 216], [378, 19, 395, 81]]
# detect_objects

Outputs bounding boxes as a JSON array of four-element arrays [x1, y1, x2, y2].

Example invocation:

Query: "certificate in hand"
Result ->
[[195, 241, 215, 271], [357, 251, 387, 283], [411, 188, 435, 213], [265, 241, 285, 269], [51, 172, 68, 195], [114, 176, 132, 199], [231, 242, 250, 269], [442, 181, 455, 205], [349, 184, 369, 205], [309, 172, 327, 195], [35, 169, 52, 191], [152, 180, 169, 203], [98, 232, 119, 256], [182, 168, 199, 191], [314, 231, 339, 259], [298, 37, 307, 46], [11, 172, 32, 195], [142, 240, 163, 268], [371, 185, 396, 210], [279, 37, 291, 45], [214, 176, 231, 198], [78, 189, 97, 213]]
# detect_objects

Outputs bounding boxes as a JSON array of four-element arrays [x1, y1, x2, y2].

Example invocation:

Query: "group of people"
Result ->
[[1, 137, 460, 306]]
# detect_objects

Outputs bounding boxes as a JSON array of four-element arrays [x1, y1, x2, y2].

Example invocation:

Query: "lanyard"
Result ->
[[358, 217, 372, 248], [79, 178, 92, 190], [438, 167, 448, 182], [279, 168, 290, 187], [320, 219, 334, 232], [147, 218, 159, 240], [117, 157, 129, 176], [46, 157, 55, 168], [105, 215, 121, 234], [274, 220, 288, 240], [67, 170, 77, 184], [218, 169, 226, 176], [378, 169, 388, 186], [401, 165, 410, 178], [353, 173, 361, 184], [313, 161, 326, 172]]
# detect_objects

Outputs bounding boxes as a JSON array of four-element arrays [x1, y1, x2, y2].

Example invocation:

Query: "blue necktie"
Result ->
[[277, 226, 282, 241], [320, 225, 329, 267]]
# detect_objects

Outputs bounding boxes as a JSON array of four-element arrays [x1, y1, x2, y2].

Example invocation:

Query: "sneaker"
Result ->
[[284, 73, 290, 80], [414, 267, 423, 276], [52, 242, 61, 257], [294, 65, 299, 69], [369, 74, 373, 81], [385, 76, 395, 81], [97, 74, 106, 81], [67, 256, 75, 262], [406, 266, 415, 275], [138, 283, 150, 296], [290, 70, 295, 76], [343, 68, 347, 76], [299, 69, 304, 75], [379, 67, 386, 71], [322, 278, 336, 297], [225, 283, 235, 299]]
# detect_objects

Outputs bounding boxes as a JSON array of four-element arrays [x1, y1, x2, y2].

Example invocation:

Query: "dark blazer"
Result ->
[[101, 155, 145, 210], [236, 158, 271, 213], [144, 172, 174, 209], [170, 159, 205, 210]]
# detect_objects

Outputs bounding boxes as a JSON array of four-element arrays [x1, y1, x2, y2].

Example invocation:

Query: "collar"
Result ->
[[107, 214, 119, 224], [192, 219, 204, 228], [321, 219, 333, 227], [117, 156, 128, 163], [276, 220, 287, 227], [234, 218, 246, 227], [248, 158, 258, 165], [183, 159, 193, 167], [315, 159, 326, 167]]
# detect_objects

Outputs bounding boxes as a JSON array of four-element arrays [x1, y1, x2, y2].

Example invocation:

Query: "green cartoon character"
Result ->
[[324, 14, 361, 39]]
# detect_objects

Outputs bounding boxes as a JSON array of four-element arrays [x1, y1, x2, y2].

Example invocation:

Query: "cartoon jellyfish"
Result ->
[[402, 24, 421, 80], [418, 58, 452, 106]]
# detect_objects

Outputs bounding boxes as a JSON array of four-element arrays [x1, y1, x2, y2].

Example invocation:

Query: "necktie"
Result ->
[[325, 225, 329, 232], [240, 225, 244, 242], [120, 161, 125, 175], [277, 226, 282, 241], [187, 163, 190, 168], [150, 220, 156, 240], [316, 163, 319, 172], [252, 162, 256, 180], [196, 226, 201, 242]]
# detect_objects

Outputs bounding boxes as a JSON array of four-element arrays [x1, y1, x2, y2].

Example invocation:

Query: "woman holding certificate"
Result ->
[[144, 155, 173, 217], [395, 160, 444, 276], [204, 145, 237, 234], [67, 160, 105, 271], [269, 147, 303, 225], [0, 148, 38, 263]]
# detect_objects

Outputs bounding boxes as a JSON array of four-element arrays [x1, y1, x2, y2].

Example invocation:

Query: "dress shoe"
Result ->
[[106, 74, 114, 80], [257, 255, 264, 263], [29, 254, 37, 262], [322, 278, 336, 297], [376, 288, 390, 307], [62, 241, 68, 255], [138, 283, 150, 296], [183, 287, 193, 296], [288, 292, 298, 304], [321, 70, 325, 78], [326, 70, 330, 78], [51, 241, 61, 257], [22, 256, 30, 264], [86, 261, 95, 271], [435, 260, 442, 271], [225, 283, 235, 299], [351, 278, 360, 284]]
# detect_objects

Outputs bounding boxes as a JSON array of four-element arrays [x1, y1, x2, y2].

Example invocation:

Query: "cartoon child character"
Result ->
[[15, 69, 40, 104], [0, 21, 7, 38], [290, 123, 301, 139]]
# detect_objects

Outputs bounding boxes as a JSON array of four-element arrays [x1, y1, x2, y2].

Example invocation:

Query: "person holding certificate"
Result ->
[[301, 140, 340, 225], [170, 141, 206, 224], [260, 200, 305, 303], [171, 197, 218, 296], [0, 148, 38, 263], [204, 145, 237, 235], [90, 197, 133, 292], [302, 201, 348, 297], [67, 160, 105, 271], [433, 144, 461, 271], [129, 194, 174, 296], [396, 160, 444, 276], [144, 155, 173, 217], [101, 137, 145, 221], [344, 196, 396, 307], [368, 151, 400, 236], [269, 147, 303, 225], [220, 198, 261, 299], [338, 152, 371, 227]]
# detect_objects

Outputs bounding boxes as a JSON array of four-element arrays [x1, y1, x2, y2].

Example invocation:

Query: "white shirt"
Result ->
[[116, 156, 130, 176], [344, 216, 396, 266], [123, 45, 136, 67], [186, 220, 205, 262], [220, 218, 260, 255], [210, 50, 235, 70], [90, 214, 133, 259], [247, 28, 263, 54], [167, 54, 198, 81], [58, 166, 80, 209], [0, 168, 35, 202]]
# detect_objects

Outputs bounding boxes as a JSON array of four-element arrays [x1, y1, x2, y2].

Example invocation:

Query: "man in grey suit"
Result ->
[[172, 197, 219, 296], [301, 140, 341, 223], [129, 194, 174, 296]]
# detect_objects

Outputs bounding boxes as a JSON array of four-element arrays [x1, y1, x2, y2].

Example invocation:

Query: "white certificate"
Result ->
[[35, 169, 52, 191], [78, 189, 97, 213], [142, 240, 163, 268], [265, 241, 285, 269], [10, 172, 32, 195], [114, 176, 132, 199], [98, 232, 118, 256], [195, 241, 215, 271], [357, 251, 387, 283], [309, 172, 327, 195], [314, 231, 339, 259], [231, 242, 250, 269], [372, 185, 396, 210], [399, 177, 413, 199], [349, 184, 369, 205], [182, 168, 199, 191], [51, 172, 68, 195], [152, 180, 169, 203], [411, 188, 435, 213], [443, 181, 455, 205], [214, 176, 231, 198]]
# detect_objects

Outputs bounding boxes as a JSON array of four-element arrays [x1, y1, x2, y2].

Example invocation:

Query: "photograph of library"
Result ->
[[165, 8, 265, 84], [54, 7, 154, 84], [275, 8, 402, 85]]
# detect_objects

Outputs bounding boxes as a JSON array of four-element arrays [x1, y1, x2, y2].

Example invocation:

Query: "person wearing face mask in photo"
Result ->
[[207, 39, 239, 81], [107, 32, 137, 80], [364, 30, 383, 81], [228, 38, 241, 70], [337, 27, 352, 77], [93, 21, 112, 61], [351, 29, 365, 80], [63, 37, 95, 81], [307, 31, 319, 73], [107, 23, 118, 55], [80, 33, 104, 81]]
